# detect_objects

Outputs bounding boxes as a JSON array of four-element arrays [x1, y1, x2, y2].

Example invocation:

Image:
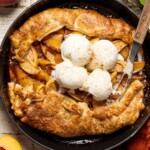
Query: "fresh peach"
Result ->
[[0, 135, 22, 150]]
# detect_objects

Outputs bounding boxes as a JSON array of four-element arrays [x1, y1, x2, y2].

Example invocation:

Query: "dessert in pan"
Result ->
[[8, 8, 146, 138]]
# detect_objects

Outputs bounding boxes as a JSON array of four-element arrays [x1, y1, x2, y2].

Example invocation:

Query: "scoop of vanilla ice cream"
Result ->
[[61, 34, 91, 66], [87, 40, 118, 70], [55, 61, 88, 90], [82, 69, 112, 101]]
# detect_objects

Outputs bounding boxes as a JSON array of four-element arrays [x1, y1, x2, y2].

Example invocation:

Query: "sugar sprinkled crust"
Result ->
[[10, 8, 134, 61]]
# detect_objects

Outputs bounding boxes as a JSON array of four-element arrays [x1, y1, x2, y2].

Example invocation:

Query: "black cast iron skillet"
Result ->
[[0, 0, 150, 150]]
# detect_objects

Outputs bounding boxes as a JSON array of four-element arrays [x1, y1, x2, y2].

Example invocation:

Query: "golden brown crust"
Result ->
[[10, 8, 134, 61], [93, 80, 144, 120], [8, 79, 144, 137]]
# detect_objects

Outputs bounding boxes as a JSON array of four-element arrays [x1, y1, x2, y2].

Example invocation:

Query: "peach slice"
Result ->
[[43, 33, 64, 52], [0, 135, 22, 150], [55, 53, 63, 64], [38, 58, 51, 66], [14, 66, 42, 91], [71, 31, 84, 36], [27, 46, 38, 68], [112, 40, 127, 52], [112, 61, 145, 73], [55, 28, 65, 34], [90, 37, 100, 44], [35, 70, 51, 82], [119, 46, 130, 60], [133, 61, 145, 73], [45, 79, 57, 93], [41, 44, 55, 63], [68, 93, 82, 101], [110, 71, 117, 79], [19, 46, 39, 75], [35, 84, 45, 94], [20, 60, 39, 75]]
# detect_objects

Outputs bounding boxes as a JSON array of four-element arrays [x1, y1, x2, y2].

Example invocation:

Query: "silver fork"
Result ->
[[114, 0, 150, 101]]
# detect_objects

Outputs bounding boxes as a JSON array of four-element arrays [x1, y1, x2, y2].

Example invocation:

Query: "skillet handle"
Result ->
[[134, 0, 150, 44]]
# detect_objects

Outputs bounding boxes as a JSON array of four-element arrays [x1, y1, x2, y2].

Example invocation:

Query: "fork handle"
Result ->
[[134, 0, 150, 44]]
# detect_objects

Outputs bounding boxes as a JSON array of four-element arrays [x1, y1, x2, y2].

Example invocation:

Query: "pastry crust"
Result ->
[[8, 8, 145, 138], [10, 8, 134, 61], [8, 79, 144, 137]]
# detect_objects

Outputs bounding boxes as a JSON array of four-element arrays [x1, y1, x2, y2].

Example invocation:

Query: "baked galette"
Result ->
[[8, 8, 146, 137]]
